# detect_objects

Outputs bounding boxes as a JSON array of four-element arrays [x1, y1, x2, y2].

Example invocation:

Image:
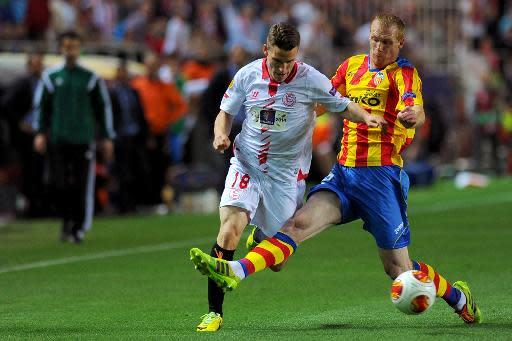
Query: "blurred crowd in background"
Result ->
[[0, 0, 511, 219]]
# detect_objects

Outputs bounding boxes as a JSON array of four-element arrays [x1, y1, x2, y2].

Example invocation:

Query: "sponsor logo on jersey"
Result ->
[[251, 107, 288, 130], [282, 92, 296, 107], [349, 95, 381, 107], [260, 109, 276, 125]]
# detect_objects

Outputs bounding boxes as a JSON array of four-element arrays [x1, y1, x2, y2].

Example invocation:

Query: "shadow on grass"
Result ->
[[316, 322, 512, 331], [243, 321, 512, 333]]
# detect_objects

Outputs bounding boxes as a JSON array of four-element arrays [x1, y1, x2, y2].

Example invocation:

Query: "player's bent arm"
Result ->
[[213, 110, 234, 153], [342, 102, 387, 128]]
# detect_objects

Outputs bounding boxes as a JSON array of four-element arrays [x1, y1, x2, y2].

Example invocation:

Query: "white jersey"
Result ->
[[221, 58, 350, 181]]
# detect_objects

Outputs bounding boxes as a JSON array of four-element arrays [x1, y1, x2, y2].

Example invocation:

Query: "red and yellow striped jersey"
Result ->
[[331, 54, 423, 167]]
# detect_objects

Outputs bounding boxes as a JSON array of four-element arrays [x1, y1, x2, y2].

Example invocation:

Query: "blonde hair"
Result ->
[[372, 14, 406, 41]]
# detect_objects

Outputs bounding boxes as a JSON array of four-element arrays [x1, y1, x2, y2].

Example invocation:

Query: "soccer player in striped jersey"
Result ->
[[190, 23, 385, 332], [191, 14, 481, 325]]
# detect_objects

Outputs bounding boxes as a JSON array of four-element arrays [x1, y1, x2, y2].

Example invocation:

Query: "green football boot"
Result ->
[[196, 312, 223, 332], [189, 248, 240, 291], [245, 226, 260, 251], [453, 281, 482, 324]]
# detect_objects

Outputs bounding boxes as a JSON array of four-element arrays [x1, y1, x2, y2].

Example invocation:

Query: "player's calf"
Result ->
[[246, 227, 290, 272]]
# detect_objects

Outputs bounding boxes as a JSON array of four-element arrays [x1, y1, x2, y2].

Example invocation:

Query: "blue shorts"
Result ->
[[308, 164, 410, 249]]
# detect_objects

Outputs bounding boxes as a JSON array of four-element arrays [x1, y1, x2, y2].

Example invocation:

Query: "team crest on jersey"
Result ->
[[251, 90, 259, 98], [282, 92, 296, 107], [55, 77, 64, 86], [374, 71, 385, 85]]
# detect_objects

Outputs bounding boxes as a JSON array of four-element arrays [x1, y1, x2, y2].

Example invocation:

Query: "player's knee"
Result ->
[[281, 217, 300, 240], [221, 228, 241, 241]]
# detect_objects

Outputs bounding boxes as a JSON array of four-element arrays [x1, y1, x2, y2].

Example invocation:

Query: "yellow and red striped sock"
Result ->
[[237, 232, 297, 277], [412, 260, 462, 308]]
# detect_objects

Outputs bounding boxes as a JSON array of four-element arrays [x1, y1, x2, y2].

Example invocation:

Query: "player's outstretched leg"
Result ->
[[412, 260, 481, 324], [190, 248, 241, 291], [190, 232, 297, 290]]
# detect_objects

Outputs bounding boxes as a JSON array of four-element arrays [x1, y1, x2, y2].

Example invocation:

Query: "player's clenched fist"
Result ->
[[213, 134, 231, 153]]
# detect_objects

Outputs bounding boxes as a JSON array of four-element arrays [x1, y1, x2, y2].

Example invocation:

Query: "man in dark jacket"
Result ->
[[109, 60, 150, 212], [2, 52, 46, 216]]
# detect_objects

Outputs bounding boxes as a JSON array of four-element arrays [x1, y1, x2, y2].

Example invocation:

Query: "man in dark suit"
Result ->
[[2, 52, 46, 216], [109, 60, 150, 212]]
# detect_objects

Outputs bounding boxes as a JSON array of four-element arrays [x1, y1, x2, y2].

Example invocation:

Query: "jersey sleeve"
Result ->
[[219, 68, 245, 116], [307, 67, 351, 113], [32, 73, 53, 133], [90, 75, 116, 139], [394, 66, 423, 111], [331, 58, 349, 91]]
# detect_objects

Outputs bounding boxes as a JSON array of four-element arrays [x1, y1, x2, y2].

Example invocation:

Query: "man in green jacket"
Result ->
[[34, 30, 115, 243]]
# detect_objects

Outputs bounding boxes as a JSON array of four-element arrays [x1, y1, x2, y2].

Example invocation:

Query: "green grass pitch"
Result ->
[[1, 178, 512, 340]]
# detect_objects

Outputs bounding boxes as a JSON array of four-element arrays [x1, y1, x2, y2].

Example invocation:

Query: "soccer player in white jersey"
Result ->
[[192, 23, 386, 332]]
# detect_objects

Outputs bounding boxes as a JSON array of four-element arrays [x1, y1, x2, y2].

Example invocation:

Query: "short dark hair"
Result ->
[[266, 23, 300, 51], [58, 30, 81, 46]]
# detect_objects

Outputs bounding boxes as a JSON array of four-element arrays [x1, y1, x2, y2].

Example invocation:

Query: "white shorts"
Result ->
[[219, 158, 306, 237]]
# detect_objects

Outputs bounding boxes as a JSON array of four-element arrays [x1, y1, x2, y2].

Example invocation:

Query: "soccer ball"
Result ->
[[390, 270, 436, 315]]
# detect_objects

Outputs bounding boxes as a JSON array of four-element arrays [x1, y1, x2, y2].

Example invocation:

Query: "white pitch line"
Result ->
[[0, 238, 213, 275], [1, 192, 511, 275]]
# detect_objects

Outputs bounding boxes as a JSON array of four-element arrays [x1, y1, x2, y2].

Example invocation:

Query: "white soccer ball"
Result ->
[[390, 270, 436, 315]]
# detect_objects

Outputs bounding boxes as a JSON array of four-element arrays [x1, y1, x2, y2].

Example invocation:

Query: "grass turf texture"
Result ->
[[1, 178, 512, 340]]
